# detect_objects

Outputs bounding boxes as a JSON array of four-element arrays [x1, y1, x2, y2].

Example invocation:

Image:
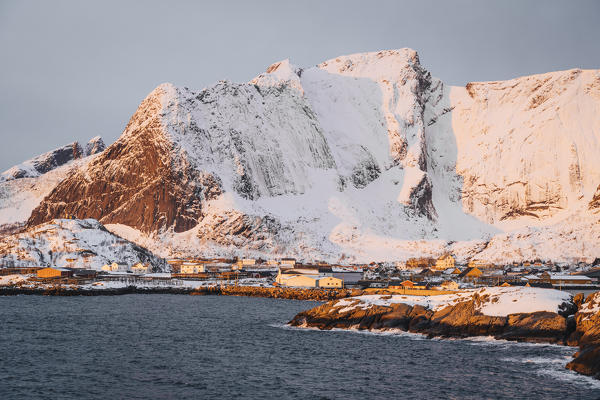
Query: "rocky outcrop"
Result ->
[[1, 137, 106, 182], [291, 290, 600, 379], [289, 296, 571, 344], [566, 292, 600, 378], [590, 185, 600, 210], [192, 285, 363, 300]]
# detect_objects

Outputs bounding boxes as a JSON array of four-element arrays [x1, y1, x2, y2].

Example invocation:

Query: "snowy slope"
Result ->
[[1, 137, 105, 182], [23, 49, 600, 263], [0, 138, 105, 229], [0, 219, 165, 271], [332, 287, 573, 317]]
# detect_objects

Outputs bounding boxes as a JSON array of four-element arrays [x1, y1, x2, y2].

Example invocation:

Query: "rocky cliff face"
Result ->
[[437, 69, 600, 225], [19, 49, 600, 262], [28, 89, 220, 233], [566, 292, 600, 378]]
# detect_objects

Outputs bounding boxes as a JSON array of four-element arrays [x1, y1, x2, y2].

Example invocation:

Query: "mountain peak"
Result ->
[[317, 48, 422, 80], [1, 137, 105, 182]]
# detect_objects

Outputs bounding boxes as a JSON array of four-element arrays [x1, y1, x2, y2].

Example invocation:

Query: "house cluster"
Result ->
[[274, 264, 364, 288], [9, 253, 599, 292], [383, 255, 599, 290]]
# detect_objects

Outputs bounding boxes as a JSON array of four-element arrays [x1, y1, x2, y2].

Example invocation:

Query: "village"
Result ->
[[1, 254, 599, 294]]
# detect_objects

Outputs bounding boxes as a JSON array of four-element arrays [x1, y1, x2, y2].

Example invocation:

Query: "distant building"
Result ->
[[389, 280, 415, 289], [318, 276, 343, 288], [434, 255, 455, 271], [70, 269, 97, 279], [131, 263, 150, 274], [37, 267, 72, 279], [280, 258, 296, 267], [443, 267, 462, 275], [527, 272, 593, 285], [331, 271, 363, 286], [439, 280, 459, 290], [180, 263, 205, 274], [278, 274, 319, 288], [458, 267, 483, 280], [101, 262, 129, 272], [468, 259, 494, 270], [406, 258, 435, 269]]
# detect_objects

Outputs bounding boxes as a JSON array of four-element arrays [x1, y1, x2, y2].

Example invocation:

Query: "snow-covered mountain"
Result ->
[[0, 137, 106, 233], [0, 218, 166, 271], [1, 136, 105, 182], [17, 49, 600, 263]]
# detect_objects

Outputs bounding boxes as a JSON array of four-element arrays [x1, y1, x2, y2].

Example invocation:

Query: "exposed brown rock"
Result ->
[[566, 292, 600, 378], [590, 185, 600, 209], [27, 87, 220, 233]]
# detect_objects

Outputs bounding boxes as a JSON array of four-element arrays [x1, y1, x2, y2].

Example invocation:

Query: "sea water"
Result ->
[[1, 295, 599, 399]]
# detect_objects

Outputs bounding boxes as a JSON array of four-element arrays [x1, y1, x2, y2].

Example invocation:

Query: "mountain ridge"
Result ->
[[8, 48, 600, 263]]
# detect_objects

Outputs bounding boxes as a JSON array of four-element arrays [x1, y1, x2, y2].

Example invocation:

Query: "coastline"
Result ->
[[288, 290, 600, 380], [0, 285, 363, 300]]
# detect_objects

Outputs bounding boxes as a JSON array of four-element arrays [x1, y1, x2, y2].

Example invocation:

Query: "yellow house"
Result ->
[[459, 267, 483, 279], [180, 263, 205, 274], [278, 275, 318, 288], [318, 276, 343, 288], [37, 267, 72, 278], [101, 262, 128, 272], [435, 254, 455, 270]]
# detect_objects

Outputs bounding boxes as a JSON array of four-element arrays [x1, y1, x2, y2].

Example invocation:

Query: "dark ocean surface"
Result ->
[[1, 295, 599, 399]]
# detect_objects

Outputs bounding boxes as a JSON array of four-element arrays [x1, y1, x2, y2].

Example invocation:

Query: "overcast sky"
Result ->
[[1, 0, 599, 171]]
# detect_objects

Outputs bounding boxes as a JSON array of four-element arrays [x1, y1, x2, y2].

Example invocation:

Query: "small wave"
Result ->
[[536, 367, 600, 389], [500, 356, 600, 389], [270, 323, 428, 339], [500, 356, 570, 365], [450, 336, 573, 351]]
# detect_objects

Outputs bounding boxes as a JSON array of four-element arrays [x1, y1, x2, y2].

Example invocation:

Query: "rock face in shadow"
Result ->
[[566, 292, 600, 378]]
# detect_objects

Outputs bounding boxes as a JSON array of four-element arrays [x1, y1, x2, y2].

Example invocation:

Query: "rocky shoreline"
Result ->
[[3, 284, 598, 379], [0, 284, 361, 300], [288, 290, 600, 380]]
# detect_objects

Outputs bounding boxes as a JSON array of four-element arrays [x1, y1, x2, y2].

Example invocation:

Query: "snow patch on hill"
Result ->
[[0, 219, 165, 271], [334, 287, 573, 317]]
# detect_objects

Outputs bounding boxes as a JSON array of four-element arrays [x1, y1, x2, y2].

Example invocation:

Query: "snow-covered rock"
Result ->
[[0, 218, 166, 271], [1, 137, 105, 182], [0, 137, 105, 230], [18, 49, 600, 263]]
